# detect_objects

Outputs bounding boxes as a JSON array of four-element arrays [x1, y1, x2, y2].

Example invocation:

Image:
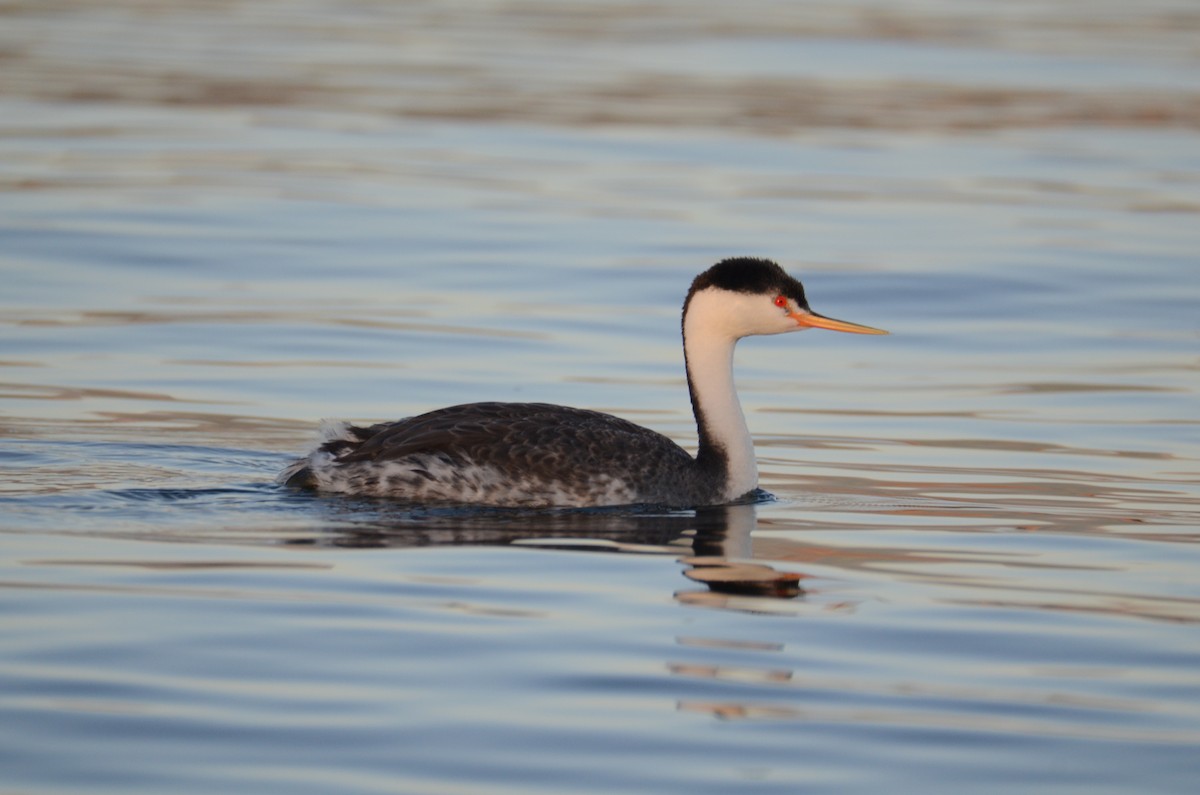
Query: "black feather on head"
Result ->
[[685, 257, 810, 312]]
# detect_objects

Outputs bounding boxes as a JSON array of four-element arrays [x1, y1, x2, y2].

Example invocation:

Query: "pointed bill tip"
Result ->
[[790, 311, 889, 335]]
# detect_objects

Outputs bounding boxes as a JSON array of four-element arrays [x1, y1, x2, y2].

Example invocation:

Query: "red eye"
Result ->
[[773, 295, 788, 308]]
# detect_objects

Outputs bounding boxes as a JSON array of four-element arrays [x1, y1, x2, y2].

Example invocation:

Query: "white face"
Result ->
[[688, 287, 810, 340], [688, 284, 888, 341]]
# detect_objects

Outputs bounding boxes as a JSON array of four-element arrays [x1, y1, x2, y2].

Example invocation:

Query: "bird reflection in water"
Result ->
[[285, 494, 804, 599]]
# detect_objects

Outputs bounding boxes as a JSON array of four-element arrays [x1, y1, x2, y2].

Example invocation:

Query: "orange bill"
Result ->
[[789, 311, 889, 335]]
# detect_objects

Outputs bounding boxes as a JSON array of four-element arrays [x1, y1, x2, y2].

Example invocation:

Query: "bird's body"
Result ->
[[280, 258, 886, 508], [283, 402, 718, 507]]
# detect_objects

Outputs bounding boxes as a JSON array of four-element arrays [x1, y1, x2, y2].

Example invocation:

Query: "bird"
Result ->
[[279, 257, 887, 508]]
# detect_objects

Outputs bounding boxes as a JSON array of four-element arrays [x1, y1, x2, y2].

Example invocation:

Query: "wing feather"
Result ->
[[333, 402, 691, 476]]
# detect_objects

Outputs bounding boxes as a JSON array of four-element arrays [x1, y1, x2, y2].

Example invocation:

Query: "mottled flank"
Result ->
[[280, 402, 728, 508]]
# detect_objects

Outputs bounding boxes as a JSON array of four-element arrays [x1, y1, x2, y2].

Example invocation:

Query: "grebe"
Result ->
[[280, 257, 886, 508]]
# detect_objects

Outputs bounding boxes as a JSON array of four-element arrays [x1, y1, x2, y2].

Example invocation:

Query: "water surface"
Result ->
[[2, 1, 1199, 793]]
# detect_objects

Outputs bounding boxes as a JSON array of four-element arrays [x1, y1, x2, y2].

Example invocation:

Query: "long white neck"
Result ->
[[682, 291, 758, 501]]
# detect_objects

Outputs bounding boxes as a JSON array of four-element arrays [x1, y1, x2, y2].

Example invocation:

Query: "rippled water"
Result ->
[[3, 1, 1199, 793]]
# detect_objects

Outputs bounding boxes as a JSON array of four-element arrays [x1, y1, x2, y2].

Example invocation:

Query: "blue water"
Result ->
[[2, 1, 1200, 793]]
